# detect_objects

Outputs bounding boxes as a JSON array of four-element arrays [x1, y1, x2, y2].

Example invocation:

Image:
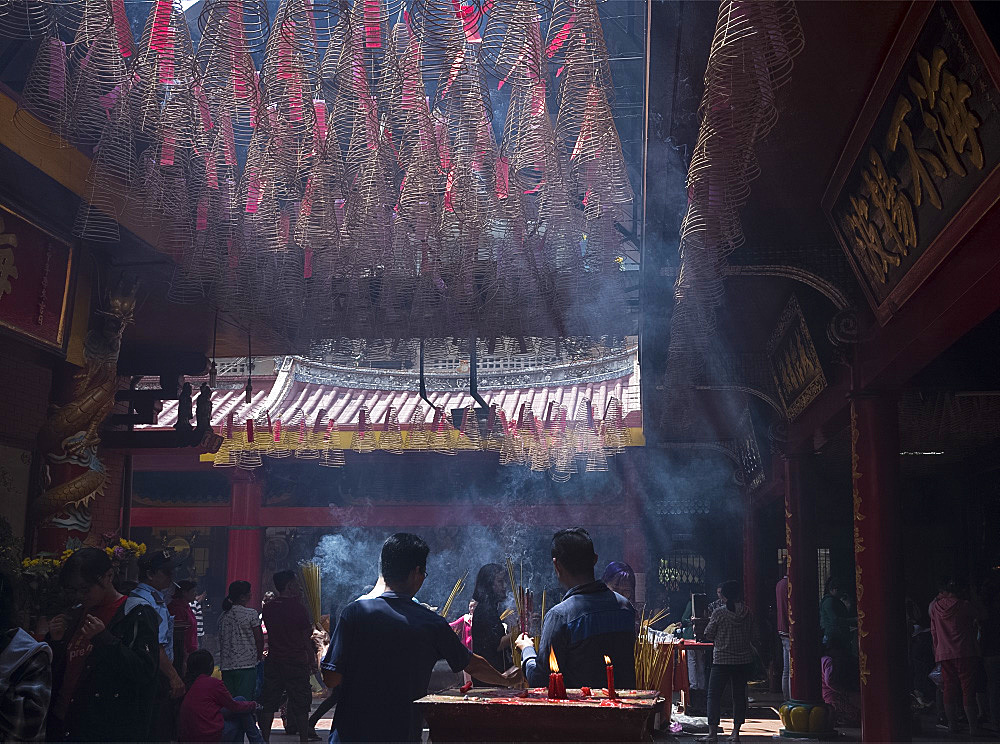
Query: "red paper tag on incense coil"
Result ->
[[245, 175, 263, 214], [149, 0, 171, 53], [546, 13, 576, 58], [160, 129, 176, 166], [495, 157, 509, 199], [313, 99, 328, 146], [47, 39, 66, 102], [364, 0, 381, 48], [206, 156, 219, 189], [158, 27, 175, 84], [279, 211, 291, 247], [111, 0, 132, 58], [196, 197, 208, 232], [460, 681, 473, 694], [580, 687, 591, 697]]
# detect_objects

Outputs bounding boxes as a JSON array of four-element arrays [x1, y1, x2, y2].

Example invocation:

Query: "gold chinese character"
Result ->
[[908, 47, 984, 177], [0, 216, 18, 300], [841, 194, 897, 284], [887, 95, 947, 209], [861, 147, 916, 257]]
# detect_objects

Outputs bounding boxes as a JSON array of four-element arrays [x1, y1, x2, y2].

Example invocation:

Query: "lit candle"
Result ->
[[548, 648, 566, 700], [604, 655, 616, 699]]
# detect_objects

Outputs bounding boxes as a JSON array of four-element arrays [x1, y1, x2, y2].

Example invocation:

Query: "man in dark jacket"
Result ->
[[0, 569, 51, 742], [516, 528, 636, 689]]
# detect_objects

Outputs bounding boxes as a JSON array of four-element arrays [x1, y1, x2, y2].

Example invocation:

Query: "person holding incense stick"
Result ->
[[258, 571, 318, 742], [515, 528, 636, 690], [471, 564, 514, 687], [321, 533, 521, 742]]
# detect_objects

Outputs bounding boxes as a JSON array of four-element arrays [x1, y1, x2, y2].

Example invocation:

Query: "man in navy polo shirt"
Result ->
[[321, 533, 520, 742], [516, 527, 637, 689]]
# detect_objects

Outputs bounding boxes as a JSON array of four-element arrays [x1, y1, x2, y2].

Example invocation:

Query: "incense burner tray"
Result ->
[[415, 687, 664, 742]]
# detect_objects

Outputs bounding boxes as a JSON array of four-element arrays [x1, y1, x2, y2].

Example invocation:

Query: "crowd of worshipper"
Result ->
[[4, 529, 997, 743], [0, 527, 656, 743]]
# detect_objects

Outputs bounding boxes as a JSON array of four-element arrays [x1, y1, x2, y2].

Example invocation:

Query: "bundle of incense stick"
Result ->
[[634, 607, 674, 689], [439, 570, 469, 617], [299, 562, 322, 626], [505, 557, 522, 619]]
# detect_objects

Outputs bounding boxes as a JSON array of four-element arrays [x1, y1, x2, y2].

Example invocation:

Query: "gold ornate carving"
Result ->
[[33, 280, 137, 534], [768, 295, 827, 420], [836, 40, 987, 294], [850, 402, 870, 686], [0, 215, 18, 300], [785, 491, 795, 684]]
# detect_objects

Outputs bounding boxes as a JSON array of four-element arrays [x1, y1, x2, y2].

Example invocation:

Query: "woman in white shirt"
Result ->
[[218, 581, 264, 700]]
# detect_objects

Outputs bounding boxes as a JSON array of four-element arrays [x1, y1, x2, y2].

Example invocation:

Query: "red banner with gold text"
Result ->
[[0, 205, 74, 351]]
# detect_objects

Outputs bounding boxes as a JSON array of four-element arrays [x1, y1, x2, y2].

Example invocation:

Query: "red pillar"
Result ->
[[851, 396, 909, 741], [742, 490, 759, 618], [784, 454, 822, 703], [226, 476, 264, 609], [622, 457, 648, 605]]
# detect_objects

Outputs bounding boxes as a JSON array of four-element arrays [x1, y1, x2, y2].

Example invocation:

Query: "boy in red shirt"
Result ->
[[179, 649, 263, 742]]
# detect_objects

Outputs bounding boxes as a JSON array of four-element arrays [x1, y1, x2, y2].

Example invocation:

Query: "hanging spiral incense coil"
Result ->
[[408, 0, 468, 82], [344, 140, 397, 270], [0, 0, 53, 40], [318, 417, 346, 467], [546, 0, 611, 90], [294, 145, 346, 262], [664, 0, 803, 424], [350, 405, 377, 452], [565, 84, 632, 219], [375, 18, 408, 133], [378, 405, 404, 453], [67, 27, 133, 147], [602, 395, 629, 455], [406, 406, 431, 451], [574, 398, 608, 472], [554, 1, 613, 151], [213, 434, 237, 467], [260, 0, 321, 178], [196, 0, 269, 147], [130, 0, 198, 139], [500, 78, 561, 198], [347, 0, 404, 73], [198, 0, 270, 55], [453, 405, 480, 451], [14, 30, 72, 145], [74, 98, 135, 242], [479, 0, 548, 90]]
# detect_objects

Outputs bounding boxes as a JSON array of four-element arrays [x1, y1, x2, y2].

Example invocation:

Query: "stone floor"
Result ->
[[265, 692, 997, 743]]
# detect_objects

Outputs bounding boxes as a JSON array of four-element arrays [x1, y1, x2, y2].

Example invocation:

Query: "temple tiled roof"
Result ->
[[144, 355, 641, 430]]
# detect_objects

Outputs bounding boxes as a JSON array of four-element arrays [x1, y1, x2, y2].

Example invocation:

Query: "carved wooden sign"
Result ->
[[768, 295, 826, 420], [823, 1, 1000, 324], [0, 204, 74, 351]]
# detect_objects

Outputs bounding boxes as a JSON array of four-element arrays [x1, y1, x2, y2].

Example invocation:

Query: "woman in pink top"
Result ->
[[929, 579, 984, 736], [179, 650, 264, 743], [449, 600, 477, 650]]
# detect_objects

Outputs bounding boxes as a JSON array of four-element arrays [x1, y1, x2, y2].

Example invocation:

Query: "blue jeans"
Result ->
[[222, 697, 264, 743], [780, 634, 791, 700]]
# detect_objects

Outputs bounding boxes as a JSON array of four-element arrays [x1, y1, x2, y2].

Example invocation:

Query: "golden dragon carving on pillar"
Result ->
[[32, 279, 137, 545]]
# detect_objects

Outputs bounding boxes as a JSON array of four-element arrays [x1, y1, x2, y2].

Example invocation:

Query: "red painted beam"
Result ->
[[131, 503, 628, 529], [132, 506, 232, 527]]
